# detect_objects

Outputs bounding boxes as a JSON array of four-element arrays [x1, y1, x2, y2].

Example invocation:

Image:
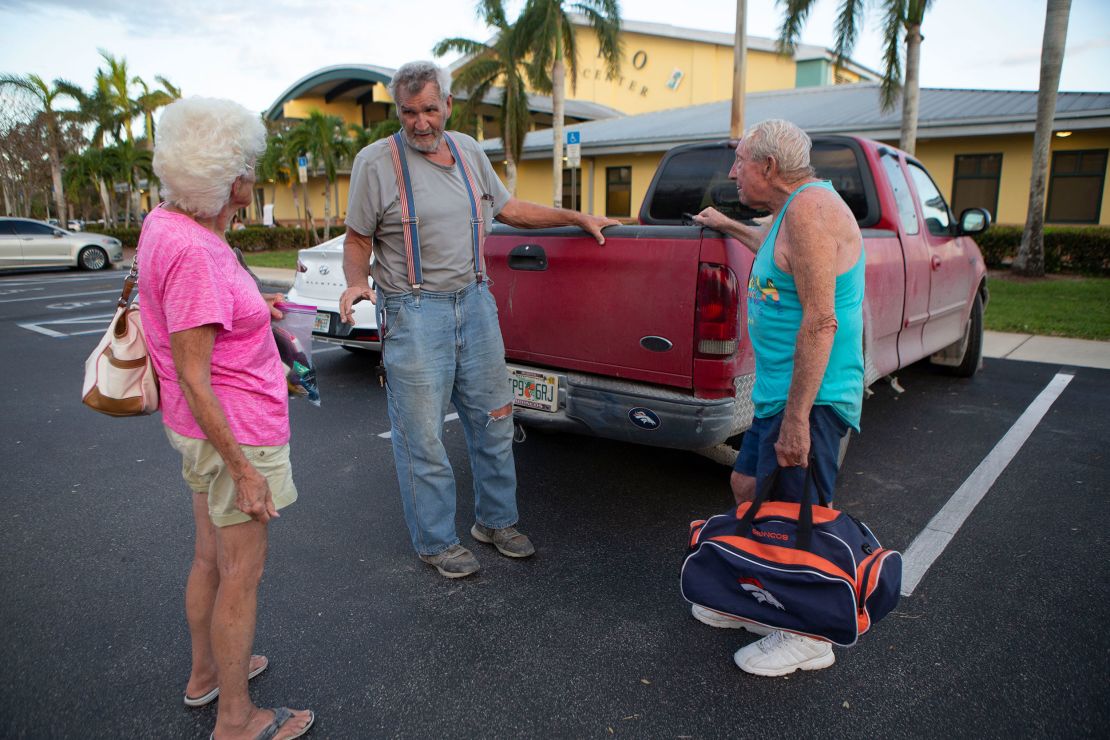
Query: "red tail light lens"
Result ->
[[695, 263, 740, 357], [296, 259, 307, 273]]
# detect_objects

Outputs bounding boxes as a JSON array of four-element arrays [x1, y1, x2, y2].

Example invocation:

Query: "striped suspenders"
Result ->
[[384, 131, 487, 294]]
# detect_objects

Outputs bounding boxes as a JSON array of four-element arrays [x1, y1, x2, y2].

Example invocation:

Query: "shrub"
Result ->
[[973, 225, 1110, 275], [230, 226, 346, 252], [85, 223, 346, 252]]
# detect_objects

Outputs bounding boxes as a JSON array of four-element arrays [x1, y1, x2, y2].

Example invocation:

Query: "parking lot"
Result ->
[[1, 268, 1107, 739]]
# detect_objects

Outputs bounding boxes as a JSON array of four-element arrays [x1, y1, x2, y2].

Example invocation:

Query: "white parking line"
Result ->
[[0, 288, 119, 304], [378, 412, 460, 439], [18, 313, 115, 337], [900, 371, 1074, 596], [0, 273, 122, 285], [312, 344, 345, 355]]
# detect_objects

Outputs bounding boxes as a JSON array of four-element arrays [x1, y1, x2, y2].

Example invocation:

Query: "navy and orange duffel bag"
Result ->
[[680, 467, 902, 646]]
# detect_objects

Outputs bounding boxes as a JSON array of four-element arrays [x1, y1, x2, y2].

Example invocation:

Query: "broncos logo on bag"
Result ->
[[739, 577, 785, 610]]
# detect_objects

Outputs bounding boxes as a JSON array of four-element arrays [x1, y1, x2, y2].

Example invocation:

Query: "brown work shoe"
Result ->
[[418, 544, 481, 578], [470, 523, 535, 558]]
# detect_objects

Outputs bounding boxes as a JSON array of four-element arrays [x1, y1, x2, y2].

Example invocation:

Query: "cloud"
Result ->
[[999, 36, 1110, 66]]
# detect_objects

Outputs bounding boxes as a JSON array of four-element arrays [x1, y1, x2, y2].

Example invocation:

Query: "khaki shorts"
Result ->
[[165, 427, 298, 527]]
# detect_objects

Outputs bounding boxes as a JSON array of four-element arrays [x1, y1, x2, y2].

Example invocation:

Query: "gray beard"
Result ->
[[404, 129, 443, 153]]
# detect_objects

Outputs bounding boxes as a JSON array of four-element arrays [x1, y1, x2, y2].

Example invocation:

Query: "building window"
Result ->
[[606, 166, 631, 218], [1046, 149, 1107, 224], [951, 153, 1002, 220], [562, 168, 581, 211]]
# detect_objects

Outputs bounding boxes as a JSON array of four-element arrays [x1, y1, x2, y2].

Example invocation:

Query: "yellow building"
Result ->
[[261, 17, 1110, 229], [262, 17, 873, 227]]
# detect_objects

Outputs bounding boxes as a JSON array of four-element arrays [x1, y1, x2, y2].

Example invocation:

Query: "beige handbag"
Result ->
[[82, 253, 160, 416]]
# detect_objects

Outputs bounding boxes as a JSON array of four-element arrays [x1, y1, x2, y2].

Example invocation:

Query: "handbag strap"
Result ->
[[118, 245, 139, 309]]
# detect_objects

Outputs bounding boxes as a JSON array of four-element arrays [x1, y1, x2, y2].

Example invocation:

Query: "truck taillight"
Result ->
[[695, 263, 740, 357]]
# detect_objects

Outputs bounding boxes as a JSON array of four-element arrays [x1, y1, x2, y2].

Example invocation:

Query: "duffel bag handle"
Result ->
[[737, 461, 829, 551]]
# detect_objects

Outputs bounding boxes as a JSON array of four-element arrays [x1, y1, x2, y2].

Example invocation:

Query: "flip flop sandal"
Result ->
[[209, 707, 315, 740], [184, 654, 269, 707]]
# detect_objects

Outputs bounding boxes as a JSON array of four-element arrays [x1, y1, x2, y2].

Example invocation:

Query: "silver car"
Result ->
[[284, 234, 381, 352], [0, 217, 125, 271]]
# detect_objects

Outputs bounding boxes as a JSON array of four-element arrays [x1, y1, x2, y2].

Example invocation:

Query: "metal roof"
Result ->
[[480, 84, 1110, 158]]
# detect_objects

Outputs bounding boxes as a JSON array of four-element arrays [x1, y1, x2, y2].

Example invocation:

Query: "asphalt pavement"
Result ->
[[0, 267, 1107, 739]]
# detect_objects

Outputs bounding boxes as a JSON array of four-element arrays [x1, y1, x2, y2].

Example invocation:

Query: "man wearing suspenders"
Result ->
[[340, 61, 617, 578], [692, 120, 866, 676]]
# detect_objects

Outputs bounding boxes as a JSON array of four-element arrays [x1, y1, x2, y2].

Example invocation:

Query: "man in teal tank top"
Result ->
[[692, 119, 866, 677]]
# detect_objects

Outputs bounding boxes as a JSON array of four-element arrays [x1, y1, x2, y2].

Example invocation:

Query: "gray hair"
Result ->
[[153, 97, 266, 218], [743, 119, 815, 181], [389, 61, 452, 106]]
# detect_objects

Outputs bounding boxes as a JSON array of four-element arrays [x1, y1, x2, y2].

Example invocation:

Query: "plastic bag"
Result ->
[[272, 301, 320, 406]]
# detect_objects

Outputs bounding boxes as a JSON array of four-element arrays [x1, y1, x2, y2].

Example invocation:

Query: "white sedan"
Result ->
[[284, 234, 380, 352]]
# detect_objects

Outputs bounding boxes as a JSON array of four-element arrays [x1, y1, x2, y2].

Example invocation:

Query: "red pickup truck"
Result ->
[[485, 135, 990, 455]]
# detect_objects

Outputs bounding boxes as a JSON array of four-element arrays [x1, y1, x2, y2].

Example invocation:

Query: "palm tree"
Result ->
[[349, 119, 401, 153], [1013, 0, 1072, 278], [133, 74, 181, 208], [63, 79, 123, 224], [106, 140, 152, 226], [516, 0, 622, 206], [0, 73, 80, 227], [434, 0, 533, 194], [256, 133, 291, 222], [777, 0, 934, 155], [63, 146, 115, 224], [97, 50, 138, 142], [286, 111, 351, 241]]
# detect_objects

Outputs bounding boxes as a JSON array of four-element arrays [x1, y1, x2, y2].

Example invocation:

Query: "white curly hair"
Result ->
[[389, 61, 453, 105], [153, 97, 266, 218], [743, 119, 815, 181]]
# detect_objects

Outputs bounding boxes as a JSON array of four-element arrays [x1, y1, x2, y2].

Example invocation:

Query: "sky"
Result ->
[[1, 0, 1108, 117]]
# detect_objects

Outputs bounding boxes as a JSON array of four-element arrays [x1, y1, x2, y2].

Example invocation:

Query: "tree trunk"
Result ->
[[47, 138, 68, 228], [899, 22, 923, 155], [730, 0, 748, 139], [323, 180, 332, 242], [124, 185, 132, 226], [551, 57, 565, 208], [1013, 0, 1071, 278], [506, 156, 518, 196], [94, 177, 111, 222]]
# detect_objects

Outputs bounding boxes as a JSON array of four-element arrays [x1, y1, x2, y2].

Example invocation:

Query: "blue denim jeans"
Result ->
[[380, 281, 517, 556]]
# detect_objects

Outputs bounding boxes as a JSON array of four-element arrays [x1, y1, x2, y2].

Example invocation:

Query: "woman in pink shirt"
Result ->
[[138, 97, 313, 740]]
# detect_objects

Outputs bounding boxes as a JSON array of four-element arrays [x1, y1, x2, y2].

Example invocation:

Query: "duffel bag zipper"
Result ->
[[857, 549, 888, 612]]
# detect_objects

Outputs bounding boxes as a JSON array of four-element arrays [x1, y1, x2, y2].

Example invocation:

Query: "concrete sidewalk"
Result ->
[[984, 331, 1110, 370], [249, 266, 1110, 372]]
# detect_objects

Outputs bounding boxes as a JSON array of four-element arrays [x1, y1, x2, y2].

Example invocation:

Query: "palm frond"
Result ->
[[878, 0, 907, 111], [775, 0, 818, 55]]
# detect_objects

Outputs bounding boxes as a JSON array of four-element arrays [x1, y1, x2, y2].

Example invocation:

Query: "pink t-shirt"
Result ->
[[137, 207, 289, 446]]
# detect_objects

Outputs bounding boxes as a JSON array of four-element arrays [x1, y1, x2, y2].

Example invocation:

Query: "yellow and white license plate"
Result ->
[[313, 312, 331, 333], [508, 367, 559, 413]]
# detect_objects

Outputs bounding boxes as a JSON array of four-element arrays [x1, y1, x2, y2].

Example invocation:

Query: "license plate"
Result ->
[[508, 367, 559, 413], [313, 312, 331, 333]]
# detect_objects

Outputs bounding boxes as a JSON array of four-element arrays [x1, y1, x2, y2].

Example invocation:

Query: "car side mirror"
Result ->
[[53, 229, 64, 237], [959, 208, 990, 235]]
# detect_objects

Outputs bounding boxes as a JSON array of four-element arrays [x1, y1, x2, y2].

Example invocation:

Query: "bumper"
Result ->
[[509, 364, 755, 451]]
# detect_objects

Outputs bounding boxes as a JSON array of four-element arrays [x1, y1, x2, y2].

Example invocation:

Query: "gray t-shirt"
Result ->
[[345, 132, 512, 295]]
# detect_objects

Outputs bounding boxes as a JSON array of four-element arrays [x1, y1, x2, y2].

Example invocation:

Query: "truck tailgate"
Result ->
[[485, 225, 702, 389]]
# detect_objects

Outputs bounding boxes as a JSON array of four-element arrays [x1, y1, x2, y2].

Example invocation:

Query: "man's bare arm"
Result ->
[[775, 194, 841, 468], [497, 198, 619, 245], [340, 228, 375, 322], [693, 207, 770, 254]]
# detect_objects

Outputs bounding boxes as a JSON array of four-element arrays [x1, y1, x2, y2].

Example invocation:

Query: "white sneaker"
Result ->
[[733, 630, 835, 676], [690, 604, 774, 636]]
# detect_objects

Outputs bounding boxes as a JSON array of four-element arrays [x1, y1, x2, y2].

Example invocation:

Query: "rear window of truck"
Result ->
[[644, 139, 875, 226]]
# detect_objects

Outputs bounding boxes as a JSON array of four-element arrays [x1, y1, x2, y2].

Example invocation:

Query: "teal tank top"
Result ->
[[747, 180, 866, 430]]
